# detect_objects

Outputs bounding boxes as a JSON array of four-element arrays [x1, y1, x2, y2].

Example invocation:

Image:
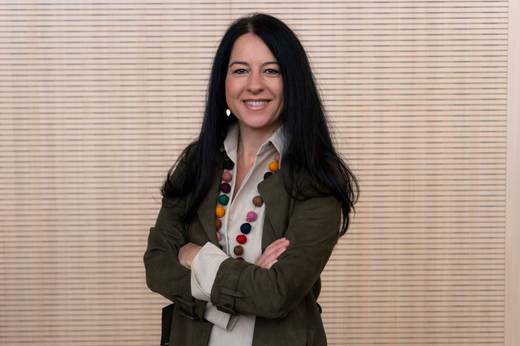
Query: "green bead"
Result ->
[[217, 194, 229, 205]]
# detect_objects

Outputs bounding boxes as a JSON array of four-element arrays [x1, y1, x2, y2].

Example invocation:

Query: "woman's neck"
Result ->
[[236, 122, 279, 165]]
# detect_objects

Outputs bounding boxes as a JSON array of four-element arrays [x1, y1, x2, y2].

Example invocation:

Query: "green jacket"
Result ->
[[143, 148, 342, 346]]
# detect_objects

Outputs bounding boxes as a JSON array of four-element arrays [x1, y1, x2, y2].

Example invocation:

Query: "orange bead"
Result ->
[[215, 206, 225, 218], [268, 161, 279, 172]]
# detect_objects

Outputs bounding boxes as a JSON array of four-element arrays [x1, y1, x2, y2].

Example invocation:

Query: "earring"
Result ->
[[226, 108, 231, 117]]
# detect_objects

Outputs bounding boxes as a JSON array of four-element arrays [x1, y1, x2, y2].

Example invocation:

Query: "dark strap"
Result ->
[[160, 303, 175, 346]]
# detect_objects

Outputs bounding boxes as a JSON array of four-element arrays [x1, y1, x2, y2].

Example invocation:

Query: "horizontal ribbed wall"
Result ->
[[0, 1, 508, 345]]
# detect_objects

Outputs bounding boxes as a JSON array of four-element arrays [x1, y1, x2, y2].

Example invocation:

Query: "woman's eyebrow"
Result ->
[[229, 61, 279, 67]]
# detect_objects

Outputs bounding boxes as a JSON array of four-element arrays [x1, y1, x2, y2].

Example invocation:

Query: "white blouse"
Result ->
[[190, 121, 285, 346]]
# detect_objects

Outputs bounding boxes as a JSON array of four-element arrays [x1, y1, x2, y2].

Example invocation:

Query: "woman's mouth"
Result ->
[[243, 99, 271, 111]]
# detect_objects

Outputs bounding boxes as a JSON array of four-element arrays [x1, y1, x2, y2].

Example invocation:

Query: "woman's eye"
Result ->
[[265, 69, 279, 74], [233, 69, 247, 74]]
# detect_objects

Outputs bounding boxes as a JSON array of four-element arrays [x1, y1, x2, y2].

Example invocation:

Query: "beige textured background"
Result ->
[[1, 1, 518, 345]]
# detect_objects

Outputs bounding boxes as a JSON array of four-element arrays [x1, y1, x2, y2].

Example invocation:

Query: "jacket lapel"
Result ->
[[257, 172, 290, 251], [195, 150, 291, 252]]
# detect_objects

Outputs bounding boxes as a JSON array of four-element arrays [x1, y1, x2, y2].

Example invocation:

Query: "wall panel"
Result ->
[[0, 1, 514, 345]]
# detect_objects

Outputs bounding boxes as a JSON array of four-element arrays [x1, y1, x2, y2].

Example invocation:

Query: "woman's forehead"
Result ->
[[229, 33, 277, 62]]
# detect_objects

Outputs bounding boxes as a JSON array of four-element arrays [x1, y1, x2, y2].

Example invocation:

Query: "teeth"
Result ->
[[245, 100, 268, 105]]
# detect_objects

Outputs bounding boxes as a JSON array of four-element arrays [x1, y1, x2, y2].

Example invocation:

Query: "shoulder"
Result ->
[[162, 141, 200, 200], [170, 141, 199, 177]]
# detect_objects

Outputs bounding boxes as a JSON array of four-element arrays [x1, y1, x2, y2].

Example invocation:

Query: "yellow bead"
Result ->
[[215, 206, 225, 218], [268, 161, 279, 172]]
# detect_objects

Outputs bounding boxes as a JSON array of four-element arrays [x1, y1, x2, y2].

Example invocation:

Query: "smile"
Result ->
[[243, 99, 271, 111]]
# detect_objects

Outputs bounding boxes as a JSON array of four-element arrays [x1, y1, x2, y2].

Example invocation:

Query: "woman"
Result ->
[[144, 13, 359, 346]]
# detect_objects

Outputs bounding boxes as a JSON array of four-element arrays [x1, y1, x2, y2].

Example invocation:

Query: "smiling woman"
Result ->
[[143, 12, 359, 346], [225, 33, 284, 138]]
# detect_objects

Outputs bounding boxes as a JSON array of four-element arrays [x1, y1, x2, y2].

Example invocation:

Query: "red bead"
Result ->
[[236, 234, 247, 244]]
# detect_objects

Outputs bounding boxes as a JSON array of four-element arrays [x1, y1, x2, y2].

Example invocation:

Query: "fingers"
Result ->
[[265, 237, 290, 252], [178, 242, 201, 269], [264, 238, 290, 261], [255, 237, 290, 269]]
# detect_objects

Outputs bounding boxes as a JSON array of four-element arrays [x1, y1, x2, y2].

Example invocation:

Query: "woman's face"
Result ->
[[225, 33, 284, 134]]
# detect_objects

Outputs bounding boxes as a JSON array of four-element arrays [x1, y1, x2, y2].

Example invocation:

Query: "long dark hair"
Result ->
[[162, 13, 359, 236]]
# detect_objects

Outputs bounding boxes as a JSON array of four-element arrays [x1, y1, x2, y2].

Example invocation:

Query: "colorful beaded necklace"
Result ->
[[215, 152, 280, 260]]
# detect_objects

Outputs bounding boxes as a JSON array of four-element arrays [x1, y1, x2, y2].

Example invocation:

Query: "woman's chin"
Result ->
[[237, 118, 279, 132]]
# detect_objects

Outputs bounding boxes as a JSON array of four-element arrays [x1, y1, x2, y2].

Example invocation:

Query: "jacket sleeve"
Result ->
[[209, 194, 342, 319], [142, 144, 212, 320], [143, 193, 209, 320]]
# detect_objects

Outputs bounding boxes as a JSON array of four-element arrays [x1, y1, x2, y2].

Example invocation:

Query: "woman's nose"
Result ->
[[246, 70, 264, 92]]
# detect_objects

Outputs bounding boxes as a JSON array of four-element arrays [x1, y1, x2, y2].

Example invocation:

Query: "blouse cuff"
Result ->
[[190, 241, 229, 301], [204, 302, 239, 331]]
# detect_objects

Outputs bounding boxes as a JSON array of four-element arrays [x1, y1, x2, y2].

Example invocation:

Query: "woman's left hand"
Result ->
[[178, 243, 202, 269]]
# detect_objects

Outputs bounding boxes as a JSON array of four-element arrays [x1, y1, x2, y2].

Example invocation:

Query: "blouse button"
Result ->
[[216, 218, 222, 230]]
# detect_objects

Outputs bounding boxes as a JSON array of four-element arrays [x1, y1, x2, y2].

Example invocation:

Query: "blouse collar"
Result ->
[[222, 122, 285, 166]]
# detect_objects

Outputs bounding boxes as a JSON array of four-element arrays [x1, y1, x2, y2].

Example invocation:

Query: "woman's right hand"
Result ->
[[254, 237, 290, 269]]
